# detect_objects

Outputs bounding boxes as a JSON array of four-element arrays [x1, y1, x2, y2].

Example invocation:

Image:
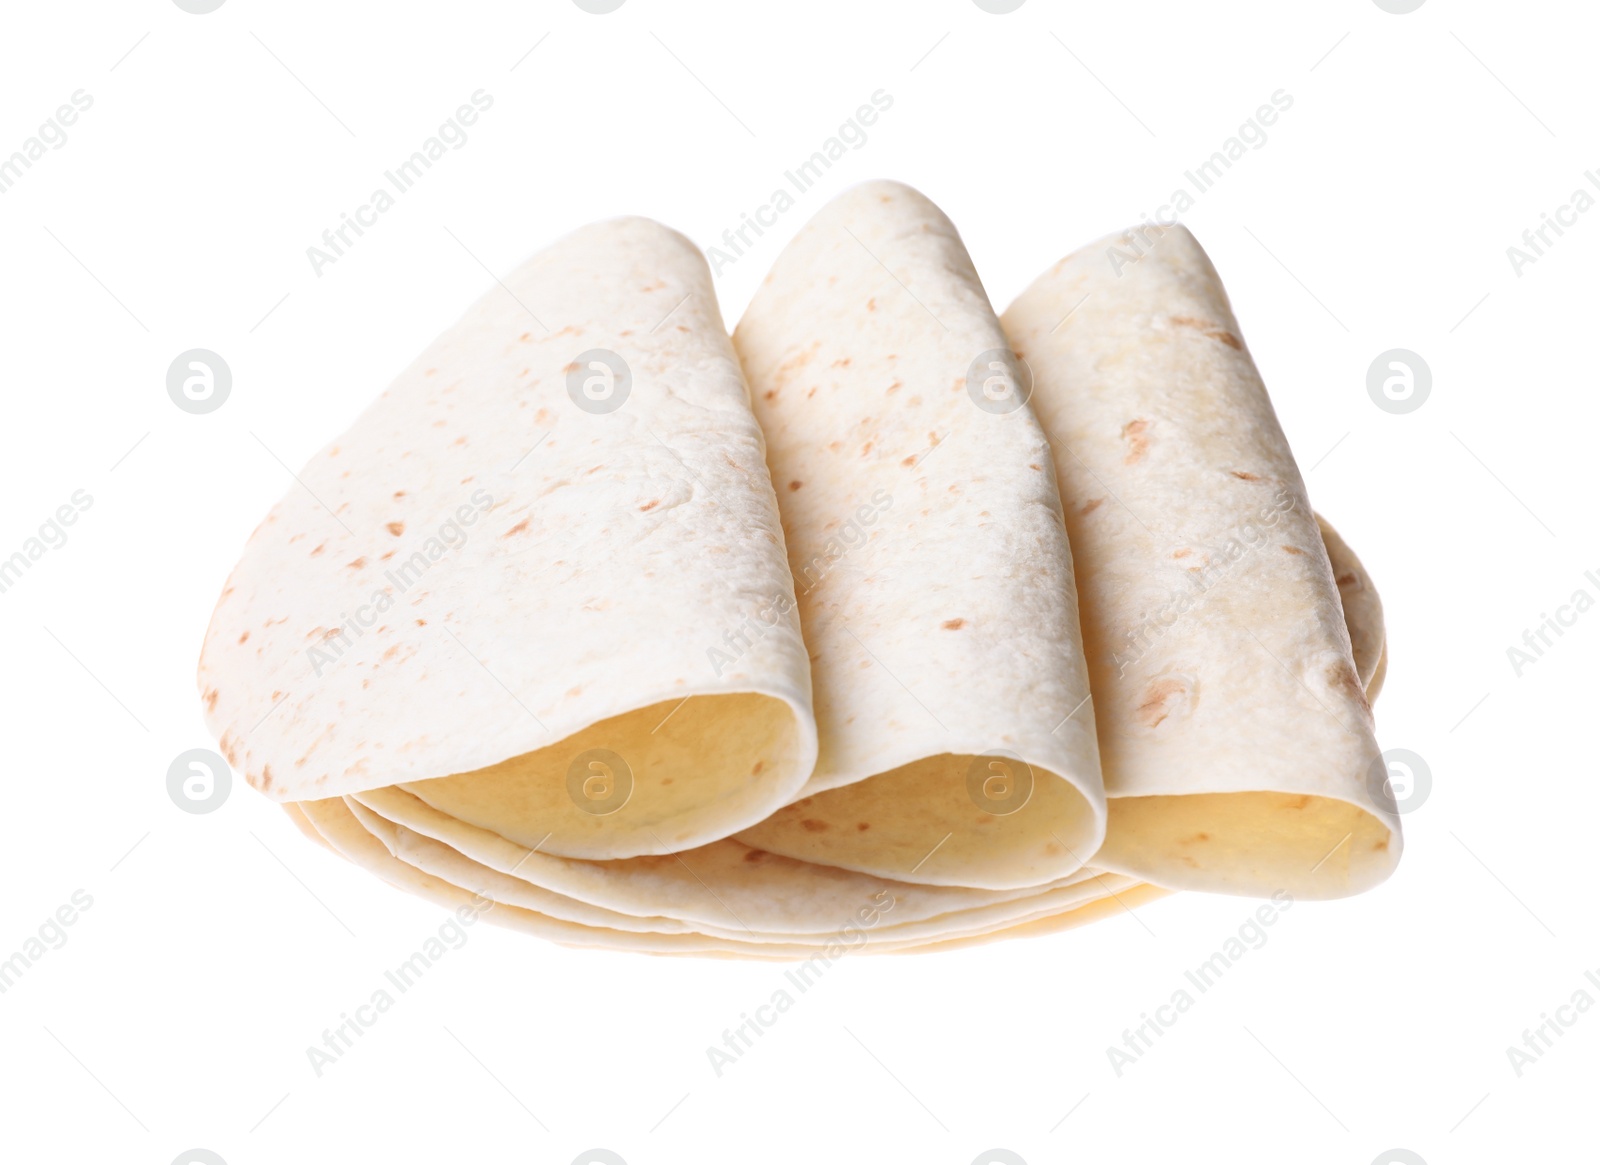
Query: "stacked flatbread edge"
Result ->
[[197, 182, 1398, 959]]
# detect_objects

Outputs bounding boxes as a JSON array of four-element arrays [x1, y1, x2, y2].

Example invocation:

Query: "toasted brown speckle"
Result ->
[[1136, 677, 1187, 728], [386, 522, 405, 536], [1282, 545, 1304, 555], [800, 819, 829, 833], [1122, 419, 1150, 465], [942, 618, 966, 630]]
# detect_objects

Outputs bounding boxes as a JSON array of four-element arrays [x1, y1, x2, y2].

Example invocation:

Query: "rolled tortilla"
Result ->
[[1001, 224, 1401, 899], [198, 217, 817, 860], [729, 182, 1106, 890]]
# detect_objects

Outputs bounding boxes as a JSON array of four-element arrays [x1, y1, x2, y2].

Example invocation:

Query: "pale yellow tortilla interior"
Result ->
[[1096, 790, 1393, 899], [403, 693, 803, 861], [737, 752, 1102, 890]]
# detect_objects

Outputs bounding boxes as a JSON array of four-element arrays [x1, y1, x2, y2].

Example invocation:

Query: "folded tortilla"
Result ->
[[198, 217, 817, 860], [728, 181, 1106, 891], [1000, 224, 1401, 899], [283, 509, 1382, 956], [208, 200, 1400, 959]]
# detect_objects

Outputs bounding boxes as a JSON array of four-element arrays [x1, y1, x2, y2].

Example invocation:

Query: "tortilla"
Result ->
[[728, 181, 1105, 891], [197, 217, 817, 860], [1000, 224, 1401, 899], [298, 796, 1144, 957], [1318, 513, 1386, 701], [209, 198, 1400, 959]]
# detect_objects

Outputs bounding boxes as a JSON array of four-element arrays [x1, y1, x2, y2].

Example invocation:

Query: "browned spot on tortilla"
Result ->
[[1284, 794, 1312, 810], [237, 631, 249, 644], [743, 848, 766, 862], [1182, 832, 1210, 844], [259, 765, 274, 791], [381, 550, 395, 561], [1335, 572, 1359, 587], [751, 759, 764, 775], [415, 619, 426, 627], [942, 618, 966, 630], [886, 378, 902, 394], [1080, 498, 1104, 515], [347, 557, 367, 570], [1231, 470, 1261, 481], [1372, 839, 1389, 851], [1326, 659, 1369, 711], [504, 519, 530, 537], [519, 332, 531, 342], [204, 688, 219, 711], [640, 499, 660, 512], [788, 481, 803, 491], [800, 818, 829, 833], [1281, 545, 1304, 555], [393, 490, 407, 499], [764, 388, 779, 401], [857, 822, 871, 831], [1173, 548, 1192, 559], [1136, 677, 1187, 728], [1122, 419, 1150, 464], [383, 645, 401, 660], [1029, 463, 1041, 471], [861, 442, 873, 456], [386, 522, 405, 536], [561, 362, 579, 374], [1171, 315, 1244, 349], [832, 357, 852, 368], [310, 542, 326, 557], [867, 297, 876, 311], [902, 455, 916, 467]]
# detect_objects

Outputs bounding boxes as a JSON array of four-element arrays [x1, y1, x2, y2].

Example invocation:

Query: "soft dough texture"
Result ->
[[197, 217, 818, 859], [1001, 224, 1402, 899], [731, 181, 1106, 890]]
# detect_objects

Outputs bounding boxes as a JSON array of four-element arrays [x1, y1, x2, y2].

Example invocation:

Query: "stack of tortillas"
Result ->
[[198, 182, 1400, 958]]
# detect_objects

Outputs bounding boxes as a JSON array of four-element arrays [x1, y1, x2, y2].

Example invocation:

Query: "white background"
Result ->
[[1, 1, 1594, 1163]]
